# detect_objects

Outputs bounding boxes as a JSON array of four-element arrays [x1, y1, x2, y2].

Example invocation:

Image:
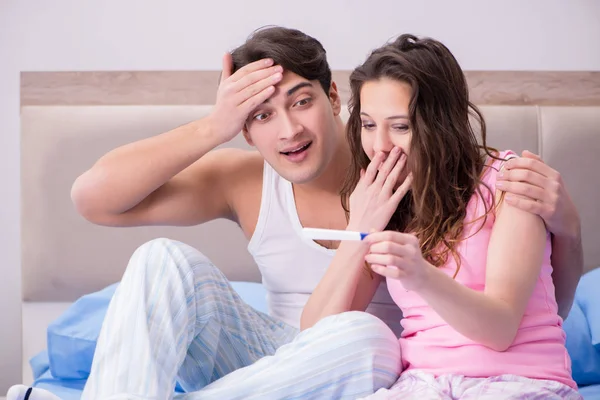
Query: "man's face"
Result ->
[[243, 71, 341, 184]]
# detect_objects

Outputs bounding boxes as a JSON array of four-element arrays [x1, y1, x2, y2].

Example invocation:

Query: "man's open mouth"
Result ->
[[280, 142, 312, 156]]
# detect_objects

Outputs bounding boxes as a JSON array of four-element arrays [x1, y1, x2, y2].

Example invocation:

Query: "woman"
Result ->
[[302, 34, 581, 399]]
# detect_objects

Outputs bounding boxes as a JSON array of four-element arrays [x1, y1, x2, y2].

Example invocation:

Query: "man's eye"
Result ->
[[295, 98, 312, 107], [253, 113, 269, 121]]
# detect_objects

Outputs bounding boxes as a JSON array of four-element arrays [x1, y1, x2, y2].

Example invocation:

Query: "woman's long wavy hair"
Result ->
[[341, 34, 503, 276]]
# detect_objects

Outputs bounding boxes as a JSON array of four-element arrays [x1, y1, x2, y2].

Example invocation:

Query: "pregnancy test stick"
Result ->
[[302, 228, 369, 241]]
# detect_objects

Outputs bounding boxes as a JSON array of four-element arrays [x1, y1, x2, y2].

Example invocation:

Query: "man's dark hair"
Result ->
[[231, 26, 332, 94]]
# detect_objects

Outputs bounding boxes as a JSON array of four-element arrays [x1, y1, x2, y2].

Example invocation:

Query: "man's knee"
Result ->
[[314, 311, 400, 354], [129, 237, 219, 279], [325, 311, 397, 336], [309, 312, 401, 390]]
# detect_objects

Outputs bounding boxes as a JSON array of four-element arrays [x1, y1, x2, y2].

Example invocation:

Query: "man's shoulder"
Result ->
[[208, 148, 263, 174], [214, 149, 265, 234], [209, 148, 264, 189]]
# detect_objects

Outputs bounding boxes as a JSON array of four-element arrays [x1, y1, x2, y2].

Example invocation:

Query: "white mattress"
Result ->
[[21, 302, 72, 385]]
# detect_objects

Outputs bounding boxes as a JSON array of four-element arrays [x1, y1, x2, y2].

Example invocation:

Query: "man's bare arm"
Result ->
[[71, 55, 282, 228]]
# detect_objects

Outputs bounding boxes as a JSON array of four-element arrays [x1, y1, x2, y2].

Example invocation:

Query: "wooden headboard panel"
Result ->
[[21, 70, 600, 106]]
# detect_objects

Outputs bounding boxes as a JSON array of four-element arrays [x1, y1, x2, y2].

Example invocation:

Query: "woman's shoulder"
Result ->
[[481, 149, 518, 184], [469, 149, 519, 218]]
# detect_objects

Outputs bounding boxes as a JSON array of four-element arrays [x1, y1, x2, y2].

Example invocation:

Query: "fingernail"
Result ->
[[265, 58, 274, 65], [496, 181, 504, 188], [505, 194, 514, 202], [392, 147, 400, 155], [274, 66, 283, 73], [272, 73, 282, 81]]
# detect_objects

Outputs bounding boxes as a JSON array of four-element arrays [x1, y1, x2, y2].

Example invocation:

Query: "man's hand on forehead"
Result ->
[[207, 54, 283, 144]]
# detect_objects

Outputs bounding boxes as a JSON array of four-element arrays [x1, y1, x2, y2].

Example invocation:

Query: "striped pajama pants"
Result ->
[[82, 238, 401, 400]]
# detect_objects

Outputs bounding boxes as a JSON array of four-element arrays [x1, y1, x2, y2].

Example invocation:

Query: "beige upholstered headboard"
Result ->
[[20, 71, 600, 303], [21, 105, 262, 302]]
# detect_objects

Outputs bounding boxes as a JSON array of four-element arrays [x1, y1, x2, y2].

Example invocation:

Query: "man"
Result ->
[[8, 26, 583, 400]]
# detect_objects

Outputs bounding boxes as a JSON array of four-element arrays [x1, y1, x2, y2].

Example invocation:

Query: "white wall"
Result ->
[[1, 0, 599, 391]]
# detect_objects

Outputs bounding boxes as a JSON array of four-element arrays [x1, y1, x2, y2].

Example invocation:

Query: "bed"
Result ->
[[5, 70, 600, 398]]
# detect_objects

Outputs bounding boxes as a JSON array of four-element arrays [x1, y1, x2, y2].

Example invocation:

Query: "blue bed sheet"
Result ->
[[29, 281, 268, 398], [27, 270, 600, 399]]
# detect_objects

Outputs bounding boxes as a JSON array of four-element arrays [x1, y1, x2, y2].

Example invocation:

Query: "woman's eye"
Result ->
[[361, 122, 375, 130]]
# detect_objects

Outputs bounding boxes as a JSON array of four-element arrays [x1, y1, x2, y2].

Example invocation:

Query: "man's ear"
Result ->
[[329, 81, 342, 116], [242, 125, 254, 146]]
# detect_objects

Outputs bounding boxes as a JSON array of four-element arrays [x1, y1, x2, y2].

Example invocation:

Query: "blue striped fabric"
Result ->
[[82, 238, 401, 400]]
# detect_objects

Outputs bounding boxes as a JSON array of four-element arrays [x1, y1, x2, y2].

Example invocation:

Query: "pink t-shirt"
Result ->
[[387, 150, 576, 389]]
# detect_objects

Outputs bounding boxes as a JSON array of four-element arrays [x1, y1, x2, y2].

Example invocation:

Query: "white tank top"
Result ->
[[247, 161, 403, 336]]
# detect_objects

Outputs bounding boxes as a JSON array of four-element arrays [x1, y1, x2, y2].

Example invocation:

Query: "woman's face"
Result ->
[[359, 78, 413, 184]]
